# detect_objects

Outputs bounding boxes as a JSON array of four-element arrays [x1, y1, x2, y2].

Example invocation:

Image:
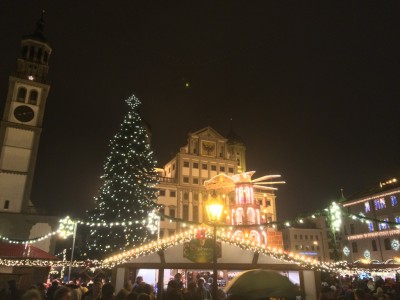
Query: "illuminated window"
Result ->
[[374, 198, 386, 210], [380, 198, 386, 209], [364, 202, 370, 213], [379, 218, 389, 230], [368, 222, 374, 232], [391, 196, 397, 206]]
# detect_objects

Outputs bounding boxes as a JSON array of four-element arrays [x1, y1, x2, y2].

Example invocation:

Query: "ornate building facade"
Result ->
[[156, 126, 280, 247]]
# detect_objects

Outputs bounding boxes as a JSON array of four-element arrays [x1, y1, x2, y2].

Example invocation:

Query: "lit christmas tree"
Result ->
[[86, 95, 158, 259]]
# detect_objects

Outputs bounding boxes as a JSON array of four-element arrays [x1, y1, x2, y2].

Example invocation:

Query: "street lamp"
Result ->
[[205, 194, 224, 300]]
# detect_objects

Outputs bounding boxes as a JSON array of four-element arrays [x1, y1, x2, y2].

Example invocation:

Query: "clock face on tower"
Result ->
[[13, 105, 35, 122]]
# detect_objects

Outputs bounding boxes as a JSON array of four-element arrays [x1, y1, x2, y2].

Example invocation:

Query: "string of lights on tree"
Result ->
[[84, 94, 159, 259]]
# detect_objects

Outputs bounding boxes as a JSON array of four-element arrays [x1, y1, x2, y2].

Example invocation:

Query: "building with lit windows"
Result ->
[[281, 217, 331, 262], [341, 178, 400, 263], [155, 126, 279, 241]]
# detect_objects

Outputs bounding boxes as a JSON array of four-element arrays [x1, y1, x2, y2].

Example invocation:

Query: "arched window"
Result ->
[[236, 208, 243, 225], [17, 87, 27, 102], [4, 200, 10, 209], [29, 90, 38, 105], [233, 230, 243, 239], [247, 207, 255, 224], [250, 230, 261, 244], [384, 238, 391, 250]]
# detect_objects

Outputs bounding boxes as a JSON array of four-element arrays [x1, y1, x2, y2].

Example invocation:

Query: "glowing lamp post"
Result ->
[[205, 195, 224, 300]]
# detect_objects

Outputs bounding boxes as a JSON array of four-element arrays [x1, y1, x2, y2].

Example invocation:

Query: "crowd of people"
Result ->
[[2, 274, 400, 300], [320, 276, 400, 300], [0, 273, 224, 300]]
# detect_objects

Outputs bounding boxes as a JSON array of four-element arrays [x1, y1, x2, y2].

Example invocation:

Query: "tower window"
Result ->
[[37, 48, 43, 62], [29, 90, 38, 105], [29, 47, 35, 60], [17, 87, 27, 102], [22, 46, 28, 58], [3, 200, 10, 209]]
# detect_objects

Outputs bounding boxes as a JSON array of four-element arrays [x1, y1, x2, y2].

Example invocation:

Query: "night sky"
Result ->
[[0, 2, 399, 220]]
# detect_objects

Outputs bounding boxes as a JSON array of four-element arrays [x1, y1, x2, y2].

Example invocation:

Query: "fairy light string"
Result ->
[[1, 201, 400, 244]]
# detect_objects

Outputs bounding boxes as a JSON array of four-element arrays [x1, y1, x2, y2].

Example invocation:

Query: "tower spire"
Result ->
[[23, 10, 48, 43], [35, 10, 45, 36]]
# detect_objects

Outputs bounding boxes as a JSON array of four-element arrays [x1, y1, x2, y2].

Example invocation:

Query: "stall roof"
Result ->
[[0, 242, 57, 260]]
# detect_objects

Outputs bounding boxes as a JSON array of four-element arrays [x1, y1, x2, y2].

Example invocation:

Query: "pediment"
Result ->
[[189, 126, 226, 141]]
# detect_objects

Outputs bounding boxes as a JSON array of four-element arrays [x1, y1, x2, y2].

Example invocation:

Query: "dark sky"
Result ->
[[0, 1, 399, 221]]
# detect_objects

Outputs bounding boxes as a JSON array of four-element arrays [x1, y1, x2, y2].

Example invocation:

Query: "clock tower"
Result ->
[[0, 13, 52, 213]]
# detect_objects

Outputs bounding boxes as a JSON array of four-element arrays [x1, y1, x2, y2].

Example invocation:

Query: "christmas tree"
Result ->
[[86, 95, 159, 259]]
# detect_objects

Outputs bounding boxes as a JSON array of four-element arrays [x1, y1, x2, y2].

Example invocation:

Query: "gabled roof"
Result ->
[[189, 126, 227, 141], [0, 243, 57, 260], [343, 179, 400, 203], [102, 227, 333, 273]]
